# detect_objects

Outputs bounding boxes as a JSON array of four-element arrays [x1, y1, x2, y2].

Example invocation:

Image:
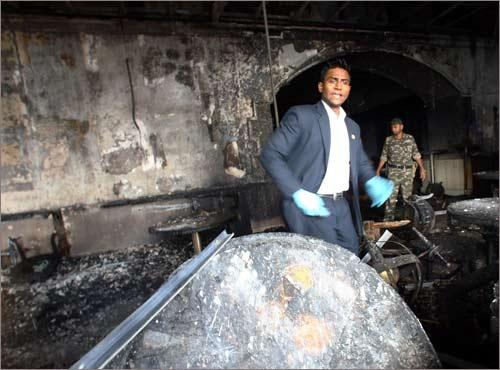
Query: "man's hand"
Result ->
[[292, 189, 331, 217], [365, 176, 394, 208], [420, 168, 426, 181], [375, 160, 385, 178]]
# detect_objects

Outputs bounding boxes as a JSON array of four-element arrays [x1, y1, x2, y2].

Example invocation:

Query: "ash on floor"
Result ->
[[1, 235, 194, 369]]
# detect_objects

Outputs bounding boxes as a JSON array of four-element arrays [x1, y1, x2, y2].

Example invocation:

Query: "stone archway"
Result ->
[[273, 48, 468, 154], [275, 45, 466, 96]]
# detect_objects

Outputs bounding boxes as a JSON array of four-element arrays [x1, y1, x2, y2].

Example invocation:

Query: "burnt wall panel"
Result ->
[[1, 17, 498, 214], [0, 215, 55, 259], [426, 96, 470, 152], [59, 201, 186, 256], [1, 31, 34, 193]]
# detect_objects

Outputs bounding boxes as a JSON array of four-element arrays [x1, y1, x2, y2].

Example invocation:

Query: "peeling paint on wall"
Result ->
[[1, 143, 22, 165], [278, 43, 318, 69], [1, 165, 34, 192], [137, 34, 145, 47], [112, 179, 144, 198], [80, 33, 100, 72], [156, 175, 185, 193], [143, 46, 176, 87], [175, 64, 195, 90], [42, 142, 69, 170], [149, 133, 168, 169], [101, 145, 145, 175], [224, 141, 246, 178], [60, 52, 76, 68], [14, 32, 32, 66]]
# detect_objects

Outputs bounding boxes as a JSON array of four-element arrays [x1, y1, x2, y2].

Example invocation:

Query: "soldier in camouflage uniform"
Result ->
[[375, 118, 426, 221]]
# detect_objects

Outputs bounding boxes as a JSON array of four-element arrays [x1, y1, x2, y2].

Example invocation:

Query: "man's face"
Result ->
[[391, 123, 403, 135], [318, 67, 351, 109]]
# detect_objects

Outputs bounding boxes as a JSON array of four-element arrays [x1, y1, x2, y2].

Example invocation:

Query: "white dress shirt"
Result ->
[[317, 101, 350, 194]]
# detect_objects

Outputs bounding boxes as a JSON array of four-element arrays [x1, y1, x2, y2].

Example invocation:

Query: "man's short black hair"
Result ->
[[390, 117, 403, 125], [320, 58, 351, 82]]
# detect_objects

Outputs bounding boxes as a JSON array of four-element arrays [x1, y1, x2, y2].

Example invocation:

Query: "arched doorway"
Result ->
[[271, 50, 472, 198], [273, 51, 466, 162]]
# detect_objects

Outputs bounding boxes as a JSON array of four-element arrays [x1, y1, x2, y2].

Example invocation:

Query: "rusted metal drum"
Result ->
[[111, 233, 440, 369]]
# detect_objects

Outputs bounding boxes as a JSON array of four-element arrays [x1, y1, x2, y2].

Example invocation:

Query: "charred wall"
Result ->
[[1, 16, 498, 215]]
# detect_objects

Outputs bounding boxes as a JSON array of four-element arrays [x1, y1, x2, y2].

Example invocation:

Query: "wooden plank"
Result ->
[[251, 216, 286, 233], [150, 211, 236, 234]]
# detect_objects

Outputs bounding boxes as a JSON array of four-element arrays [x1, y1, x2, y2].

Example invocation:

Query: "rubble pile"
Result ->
[[1, 235, 193, 369]]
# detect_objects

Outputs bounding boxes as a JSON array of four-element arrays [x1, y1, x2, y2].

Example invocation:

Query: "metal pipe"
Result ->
[[412, 226, 450, 266], [444, 5, 487, 27], [262, 0, 280, 128], [192, 231, 202, 254], [361, 230, 393, 264], [71, 230, 234, 370], [427, 2, 462, 26], [429, 151, 435, 183]]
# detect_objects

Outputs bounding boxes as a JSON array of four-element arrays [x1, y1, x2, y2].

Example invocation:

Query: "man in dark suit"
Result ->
[[260, 59, 393, 255]]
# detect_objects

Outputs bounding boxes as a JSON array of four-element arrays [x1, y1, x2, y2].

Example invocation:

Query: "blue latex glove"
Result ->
[[365, 176, 394, 208], [292, 189, 331, 217]]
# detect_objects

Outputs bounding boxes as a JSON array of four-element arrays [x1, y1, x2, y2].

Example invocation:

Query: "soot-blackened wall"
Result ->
[[1, 16, 498, 214]]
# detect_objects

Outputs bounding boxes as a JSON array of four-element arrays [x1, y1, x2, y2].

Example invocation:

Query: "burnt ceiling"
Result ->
[[2, 1, 499, 39]]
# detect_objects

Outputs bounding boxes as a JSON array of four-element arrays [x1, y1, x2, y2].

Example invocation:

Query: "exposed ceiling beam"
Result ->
[[166, 2, 174, 17], [212, 1, 227, 23], [255, 3, 263, 17], [327, 1, 351, 23], [65, 1, 75, 15], [291, 1, 310, 21], [119, 1, 127, 17], [394, 2, 430, 25], [427, 2, 462, 27], [443, 5, 487, 28], [493, 10, 499, 40]]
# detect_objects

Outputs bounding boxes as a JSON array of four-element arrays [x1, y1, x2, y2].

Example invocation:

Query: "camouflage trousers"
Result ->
[[384, 168, 414, 221]]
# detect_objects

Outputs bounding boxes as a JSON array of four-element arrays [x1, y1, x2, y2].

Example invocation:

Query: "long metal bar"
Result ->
[[192, 231, 202, 254], [255, 3, 263, 17], [291, 1, 310, 20], [394, 2, 430, 25], [443, 5, 486, 27], [427, 2, 462, 26], [262, 0, 280, 128], [71, 230, 234, 370], [327, 1, 351, 23], [411, 226, 450, 266], [361, 230, 393, 264], [429, 152, 435, 183], [211, 1, 226, 23]]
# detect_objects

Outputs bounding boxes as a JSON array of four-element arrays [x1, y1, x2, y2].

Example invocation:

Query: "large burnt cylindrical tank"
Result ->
[[112, 233, 440, 369], [447, 198, 499, 230]]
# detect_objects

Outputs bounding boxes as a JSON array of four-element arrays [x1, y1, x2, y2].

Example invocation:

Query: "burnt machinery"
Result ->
[[361, 195, 440, 301], [362, 195, 499, 367], [362, 195, 498, 300]]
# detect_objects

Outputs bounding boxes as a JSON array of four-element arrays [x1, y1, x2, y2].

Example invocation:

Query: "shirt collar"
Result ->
[[321, 100, 346, 121]]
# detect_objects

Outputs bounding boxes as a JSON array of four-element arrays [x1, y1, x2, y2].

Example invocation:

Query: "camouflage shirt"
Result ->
[[380, 133, 421, 166]]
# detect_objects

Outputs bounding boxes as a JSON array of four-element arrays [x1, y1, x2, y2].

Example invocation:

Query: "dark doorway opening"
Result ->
[[273, 61, 428, 167]]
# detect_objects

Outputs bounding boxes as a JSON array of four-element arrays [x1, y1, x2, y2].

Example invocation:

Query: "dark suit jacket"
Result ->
[[260, 100, 375, 238]]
